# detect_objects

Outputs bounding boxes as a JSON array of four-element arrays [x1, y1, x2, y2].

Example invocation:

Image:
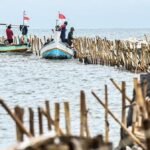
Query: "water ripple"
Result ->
[[0, 53, 136, 148]]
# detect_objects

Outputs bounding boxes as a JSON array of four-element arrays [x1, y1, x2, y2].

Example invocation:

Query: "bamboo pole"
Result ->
[[80, 91, 85, 137], [38, 107, 43, 135], [55, 103, 60, 136], [0, 99, 32, 137], [14, 106, 24, 142], [80, 90, 90, 137], [122, 82, 126, 126], [110, 78, 132, 103], [45, 101, 52, 130], [120, 81, 127, 150], [31, 37, 34, 53], [85, 106, 90, 138], [37, 38, 40, 56], [105, 85, 109, 143], [91, 91, 146, 150], [64, 102, 71, 136], [29, 107, 35, 136], [132, 104, 137, 134], [134, 78, 148, 119], [41, 107, 64, 136]]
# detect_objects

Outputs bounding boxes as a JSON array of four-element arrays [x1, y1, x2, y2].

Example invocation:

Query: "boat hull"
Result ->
[[41, 41, 74, 59], [40, 31, 74, 59], [42, 49, 72, 59], [0, 44, 28, 52]]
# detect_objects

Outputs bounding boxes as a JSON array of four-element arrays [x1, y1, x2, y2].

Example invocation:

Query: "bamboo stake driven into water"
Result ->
[[55, 103, 60, 136], [91, 91, 146, 150], [14, 106, 24, 142], [120, 81, 127, 150], [64, 102, 71, 136], [45, 100, 52, 130], [80, 90, 90, 137], [29, 107, 35, 136], [38, 107, 43, 135], [110, 78, 132, 103], [0, 99, 32, 137], [122, 82, 126, 127], [105, 85, 109, 143]]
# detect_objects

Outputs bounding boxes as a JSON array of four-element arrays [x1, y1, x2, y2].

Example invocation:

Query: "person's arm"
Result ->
[[70, 32, 74, 40]]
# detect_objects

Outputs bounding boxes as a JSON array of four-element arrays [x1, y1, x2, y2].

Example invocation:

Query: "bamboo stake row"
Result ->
[[1, 90, 112, 150], [74, 37, 150, 73], [1, 34, 150, 72], [0, 78, 149, 150], [0, 92, 86, 142]]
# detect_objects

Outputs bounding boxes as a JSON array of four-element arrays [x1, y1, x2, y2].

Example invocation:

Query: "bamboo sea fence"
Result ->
[[73, 36, 150, 73], [0, 78, 148, 150], [2, 91, 112, 150], [1, 34, 150, 72]]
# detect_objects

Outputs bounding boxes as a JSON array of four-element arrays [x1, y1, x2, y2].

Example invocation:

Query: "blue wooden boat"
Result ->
[[41, 31, 74, 59]]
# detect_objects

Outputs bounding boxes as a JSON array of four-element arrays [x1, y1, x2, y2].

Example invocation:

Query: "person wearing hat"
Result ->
[[6, 24, 14, 44], [67, 27, 74, 46], [60, 21, 68, 42]]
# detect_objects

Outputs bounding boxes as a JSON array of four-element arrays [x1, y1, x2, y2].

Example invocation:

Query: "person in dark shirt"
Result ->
[[20, 25, 28, 36], [67, 27, 77, 58], [68, 27, 74, 46], [55, 25, 60, 31], [60, 21, 68, 42], [6, 25, 13, 44]]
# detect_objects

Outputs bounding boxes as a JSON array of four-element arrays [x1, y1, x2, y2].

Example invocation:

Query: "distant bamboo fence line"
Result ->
[[73, 36, 150, 73], [1, 35, 150, 72]]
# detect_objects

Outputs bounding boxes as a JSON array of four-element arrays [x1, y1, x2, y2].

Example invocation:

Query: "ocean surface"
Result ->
[[0, 28, 150, 40], [0, 29, 149, 149]]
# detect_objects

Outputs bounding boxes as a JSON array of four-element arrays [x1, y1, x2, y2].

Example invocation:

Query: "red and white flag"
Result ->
[[23, 11, 30, 25], [24, 16, 30, 21], [58, 13, 66, 20]]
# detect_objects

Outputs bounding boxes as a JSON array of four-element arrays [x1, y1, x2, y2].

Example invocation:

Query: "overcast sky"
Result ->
[[0, 0, 149, 29]]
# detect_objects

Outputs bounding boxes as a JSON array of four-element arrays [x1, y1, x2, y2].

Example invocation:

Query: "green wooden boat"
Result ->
[[0, 44, 29, 52]]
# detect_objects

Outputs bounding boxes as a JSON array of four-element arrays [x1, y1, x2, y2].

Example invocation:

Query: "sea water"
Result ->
[[0, 28, 149, 148]]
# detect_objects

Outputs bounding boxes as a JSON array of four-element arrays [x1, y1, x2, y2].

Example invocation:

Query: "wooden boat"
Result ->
[[0, 44, 29, 52], [40, 31, 74, 59]]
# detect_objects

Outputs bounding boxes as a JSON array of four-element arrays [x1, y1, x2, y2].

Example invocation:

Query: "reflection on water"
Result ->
[[0, 52, 137, 148]]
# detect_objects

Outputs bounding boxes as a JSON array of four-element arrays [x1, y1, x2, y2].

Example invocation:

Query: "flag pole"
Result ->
[[23, 11, 25, 26], [56, 20, 58, 26], [55, 11, 60, 30], [57, 11, 60, 26], [58, 11, 60, 18]]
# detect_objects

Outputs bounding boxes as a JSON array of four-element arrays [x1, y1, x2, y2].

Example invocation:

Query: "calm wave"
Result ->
[[0, 29, 144, 148]]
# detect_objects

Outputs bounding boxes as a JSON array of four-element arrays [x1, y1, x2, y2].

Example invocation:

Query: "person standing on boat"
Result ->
[[20, 25, 29, 45], [67, 27, 77, 58], [6, 25, 14, 44], [60, 21, 68, 42], [68, 27, 74, 46]]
